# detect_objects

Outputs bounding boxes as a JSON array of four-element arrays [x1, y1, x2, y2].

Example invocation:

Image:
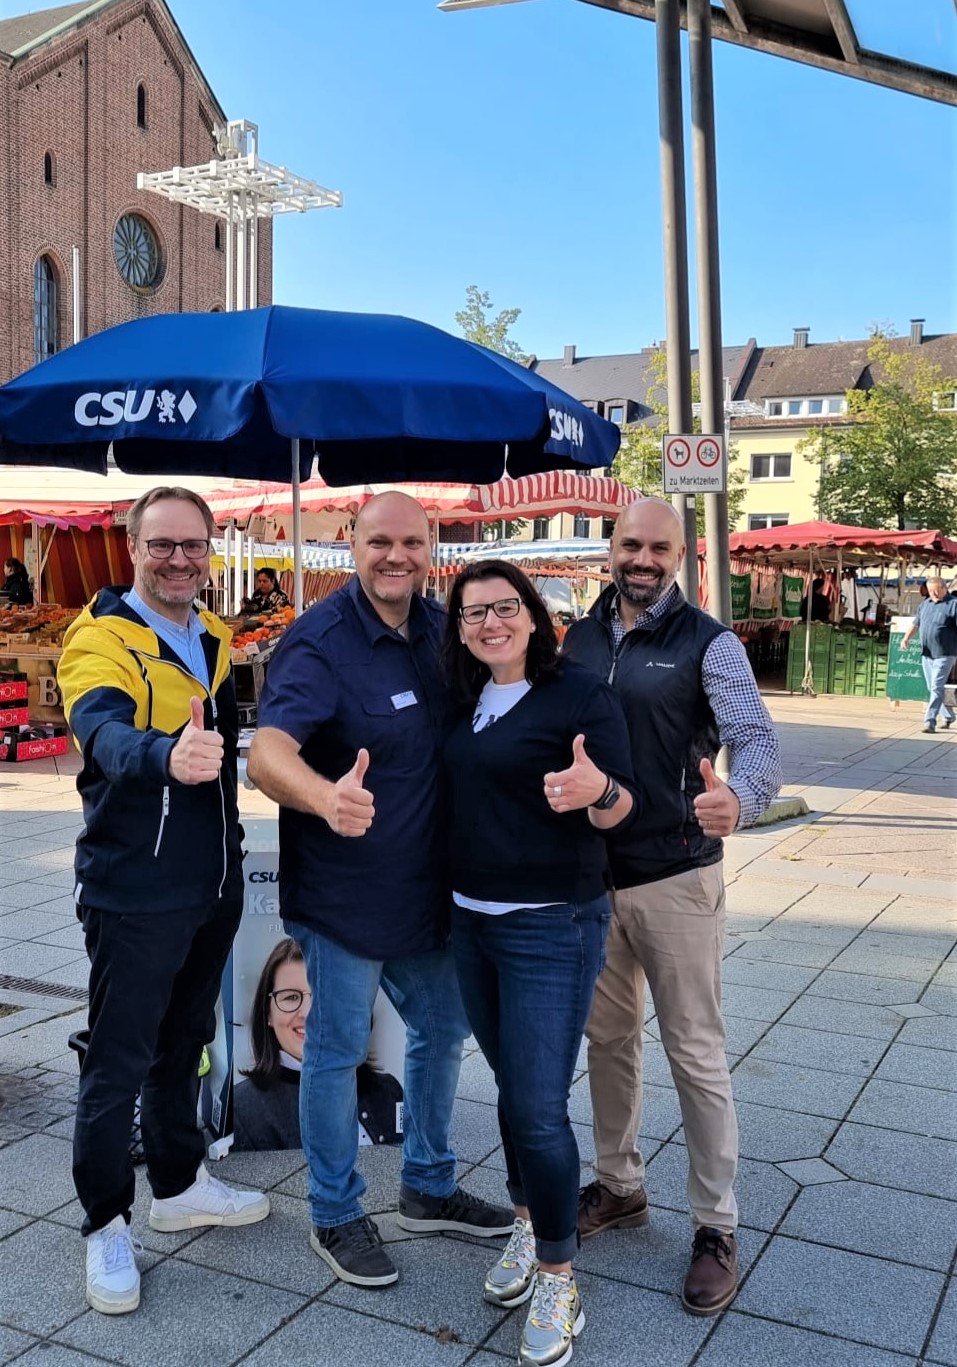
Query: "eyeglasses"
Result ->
[[268, 988, 312, 1014], [459, 596, 523, 625], [141, 538, 211, 560]]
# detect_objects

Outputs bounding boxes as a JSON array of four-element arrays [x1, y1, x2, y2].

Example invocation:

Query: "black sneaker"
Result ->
[[309, 1216, 398, 1286], [396, 1184, 514, 1237]]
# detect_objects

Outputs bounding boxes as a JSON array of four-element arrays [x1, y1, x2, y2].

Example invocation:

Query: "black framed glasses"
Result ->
[[141, 538, 211, 560], [459, 596, 523, 625], [268, 988, 312, 1014]]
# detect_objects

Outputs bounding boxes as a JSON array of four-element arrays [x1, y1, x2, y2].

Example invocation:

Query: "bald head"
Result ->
[[610, 497, 687, 619], [351, 490, 432, 627]]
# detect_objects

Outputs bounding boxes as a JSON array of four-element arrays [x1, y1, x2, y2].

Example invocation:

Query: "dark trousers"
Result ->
[[74, 898, 241, 1236], [451, 896, 610, 1266]]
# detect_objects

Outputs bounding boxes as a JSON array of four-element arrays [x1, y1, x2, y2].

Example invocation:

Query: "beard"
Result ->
[[613, 562, 676, 610]]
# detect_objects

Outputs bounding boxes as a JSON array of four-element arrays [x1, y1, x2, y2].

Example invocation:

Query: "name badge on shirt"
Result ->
[[391, 690, 418, 710]]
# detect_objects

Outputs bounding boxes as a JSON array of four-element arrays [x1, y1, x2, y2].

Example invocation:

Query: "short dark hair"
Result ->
[[4, 557, 27, 575], [242, 937, 304, 1090], [441, 559, 559, 705], [126, 486, 216, 540], [255, 566, 279, 588]]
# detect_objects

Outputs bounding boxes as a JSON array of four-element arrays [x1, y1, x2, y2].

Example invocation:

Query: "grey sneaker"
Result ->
[[85, 1215, 142, 1315], [396, 1183, 513, 1236], [310, 1215, 398, 1287], [520, 1270, 584, 1367], [484, 1216, 538, 1307]]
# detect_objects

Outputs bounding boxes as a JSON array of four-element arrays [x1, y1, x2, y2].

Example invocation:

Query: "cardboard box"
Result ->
[[0, 672, 28, 703], [0, 724, 69, 762], [0, 705, 30, 729]]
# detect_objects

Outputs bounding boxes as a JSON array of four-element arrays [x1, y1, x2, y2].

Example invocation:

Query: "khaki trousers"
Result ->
[[585, 863, 738, 1233]]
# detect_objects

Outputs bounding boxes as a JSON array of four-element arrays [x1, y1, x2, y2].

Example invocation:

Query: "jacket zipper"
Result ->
[[154, 786, 170, 856], [133, 649, 229, 891]]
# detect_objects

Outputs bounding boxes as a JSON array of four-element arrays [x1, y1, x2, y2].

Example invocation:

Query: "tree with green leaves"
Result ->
[[799, 337, 957, 534], [612, 346, 747, 535], [455, 285, 529, 364]]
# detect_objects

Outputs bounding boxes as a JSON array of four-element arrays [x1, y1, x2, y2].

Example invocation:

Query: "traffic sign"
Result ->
[[662, 433, 726, 492]]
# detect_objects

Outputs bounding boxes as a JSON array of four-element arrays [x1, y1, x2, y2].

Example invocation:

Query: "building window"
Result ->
[[573, 514, 591, 538], [533, 517, 549, 540], [808, 399, 824, 415], [113, 213, 161, 290], [786, 400, 802, 416], [214, 222, 223, 251], [33, 255, 58, 362], [43, 151, 55, 186], [601, 517, 615, 539], [136, 83, 147, 128], [826, 397, 844, 413], [934, 391, 957, 411], [750, 452, 792, 482], [607, 403, 625, 425], [766, 400, 783, 417], [748, 513, 789, 530]]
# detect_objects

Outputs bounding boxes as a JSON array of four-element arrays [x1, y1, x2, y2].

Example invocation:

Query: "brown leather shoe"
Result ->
[[577, 1181, 649, 1240], [681, 1227, 738, 1316]]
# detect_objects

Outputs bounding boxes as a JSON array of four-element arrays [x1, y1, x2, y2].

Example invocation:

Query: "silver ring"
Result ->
[[554, 785, 563, 797]]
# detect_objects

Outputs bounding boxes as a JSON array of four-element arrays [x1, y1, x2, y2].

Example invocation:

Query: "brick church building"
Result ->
[[0, 0, 273, 385]]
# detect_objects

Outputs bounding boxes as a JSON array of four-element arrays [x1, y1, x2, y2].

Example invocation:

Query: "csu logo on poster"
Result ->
[[74, 388, 197, 427]]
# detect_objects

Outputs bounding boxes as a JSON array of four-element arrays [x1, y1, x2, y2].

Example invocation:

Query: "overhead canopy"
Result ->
[[0, 500, 117, 531], [202, 471, 641, 528], [698, 520, 957, 569], [579, 1, 957, 106]]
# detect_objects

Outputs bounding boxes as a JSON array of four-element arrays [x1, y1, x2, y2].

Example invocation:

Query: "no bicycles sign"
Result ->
[[662, 433, 726, 493]]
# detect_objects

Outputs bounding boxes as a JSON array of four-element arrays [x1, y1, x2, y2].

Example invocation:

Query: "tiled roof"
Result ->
[[736, 334, 957, 402], [0, 2, 95, 57], [532, 342, 754, 417]]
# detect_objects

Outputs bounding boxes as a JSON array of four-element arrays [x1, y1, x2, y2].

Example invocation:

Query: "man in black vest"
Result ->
[[563, 498, 781, 1316]]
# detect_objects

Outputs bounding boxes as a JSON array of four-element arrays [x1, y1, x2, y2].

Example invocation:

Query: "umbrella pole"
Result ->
[[292, 439, 303, 617]]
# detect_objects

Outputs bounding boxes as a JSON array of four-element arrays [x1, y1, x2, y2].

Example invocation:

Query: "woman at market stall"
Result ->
[[233, 937, 403, 1151], [1, 557, 33, 607], [240, 566, 290, 616], [440, 560, 635, 1367]]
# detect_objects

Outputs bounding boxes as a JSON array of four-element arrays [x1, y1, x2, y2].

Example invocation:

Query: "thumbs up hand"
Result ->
[[326, 748, 375, 836], [544, 733, 609, 813], [168, 696, 224, 785], [693, 756, 740, 838]]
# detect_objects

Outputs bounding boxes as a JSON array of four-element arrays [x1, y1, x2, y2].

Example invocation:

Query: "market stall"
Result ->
[[699, 521, 957, 697]]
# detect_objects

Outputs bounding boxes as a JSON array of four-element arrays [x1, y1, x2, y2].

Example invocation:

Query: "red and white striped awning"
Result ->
[[202, 472, 642, 527]]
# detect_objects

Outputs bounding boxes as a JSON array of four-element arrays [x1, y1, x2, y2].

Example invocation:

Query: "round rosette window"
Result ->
[[113, 213, 162, 291]]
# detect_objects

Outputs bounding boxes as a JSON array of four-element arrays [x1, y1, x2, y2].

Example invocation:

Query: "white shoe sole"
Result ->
[[148, 1194, 270, 1232], [308, 1228, 399, 1287], [396, 1213, 514, 1237], [86, 1284, 140, 1315]]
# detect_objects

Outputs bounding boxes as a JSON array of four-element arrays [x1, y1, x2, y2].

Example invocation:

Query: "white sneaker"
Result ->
[[148, 1164, 270, 1232], [85, 1215, 142, 1315]]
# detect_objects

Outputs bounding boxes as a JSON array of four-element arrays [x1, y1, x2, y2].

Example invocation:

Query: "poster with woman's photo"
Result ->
[[203, 819, 406, 1152]]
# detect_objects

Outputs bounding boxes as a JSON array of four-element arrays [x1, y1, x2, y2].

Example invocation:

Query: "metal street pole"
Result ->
[[688, 0, 731, 624], [655, 0, 698, 603]]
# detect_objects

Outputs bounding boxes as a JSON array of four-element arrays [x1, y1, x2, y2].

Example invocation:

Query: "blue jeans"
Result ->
[[922, 655, 956, 724], [451, 895, 610, 1265], [286, 922, 469, 1228]]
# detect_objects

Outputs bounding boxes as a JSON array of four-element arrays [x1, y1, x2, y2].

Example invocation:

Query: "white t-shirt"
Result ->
[[454, 677, 559, 916]]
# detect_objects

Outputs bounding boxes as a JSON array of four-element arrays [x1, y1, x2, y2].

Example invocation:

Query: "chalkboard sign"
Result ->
[[886, 619, 928, 702]]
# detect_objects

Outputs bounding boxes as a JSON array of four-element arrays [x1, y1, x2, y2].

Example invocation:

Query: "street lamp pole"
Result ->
[[655, 0, 698, 603], [689, 0, 731, 624]]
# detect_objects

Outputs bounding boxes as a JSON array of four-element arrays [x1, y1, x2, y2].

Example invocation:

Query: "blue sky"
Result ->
[[9, 0, 956, 357]]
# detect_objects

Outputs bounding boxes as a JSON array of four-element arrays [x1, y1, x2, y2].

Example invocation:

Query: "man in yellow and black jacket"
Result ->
[[57, 487, 269, 1319]]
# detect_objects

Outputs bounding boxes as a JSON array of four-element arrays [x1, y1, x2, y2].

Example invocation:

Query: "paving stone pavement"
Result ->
[[0, 692, 954, 1367]]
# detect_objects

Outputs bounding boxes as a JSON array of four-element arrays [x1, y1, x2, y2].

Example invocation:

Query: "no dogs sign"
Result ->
[[662, 433, 726, 493]]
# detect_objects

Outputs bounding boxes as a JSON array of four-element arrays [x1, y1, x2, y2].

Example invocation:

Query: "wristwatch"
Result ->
[[591, 775, 621, 810]]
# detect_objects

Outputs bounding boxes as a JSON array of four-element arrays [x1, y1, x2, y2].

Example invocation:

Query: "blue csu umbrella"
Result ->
[[0, 306, 619, 484]]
